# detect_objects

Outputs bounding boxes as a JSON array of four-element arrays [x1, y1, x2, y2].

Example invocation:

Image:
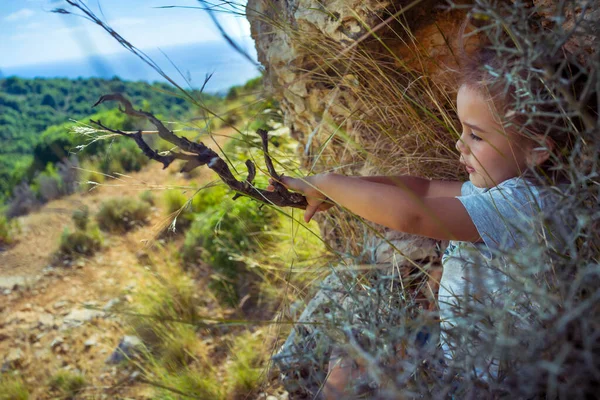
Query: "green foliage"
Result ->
[[0, 215, 15, 248], [163, 190, 188, 215], [226, 330, 268, 397], [182, 192, 279, 304], [57, 226, 102, 259], [31, 163, 62, 202], [0, 375, 29, 400], [96, 197, 150, 233], [99, 138, 149, 174], [128, 252, 222, 398], [56, 203, 102, 261], [72, 206, 89, 230], [140, 190, 155, 206], [48, 370, 86, 399], [0, 76, 215, 200], [151, 365, 223, 400], [78, 160, 105, 192]]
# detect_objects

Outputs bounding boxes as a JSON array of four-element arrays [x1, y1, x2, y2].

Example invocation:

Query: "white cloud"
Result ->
[[4, 9, 35, 22]]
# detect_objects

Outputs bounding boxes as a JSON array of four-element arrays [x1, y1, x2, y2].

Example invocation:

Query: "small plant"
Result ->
[[0, 375, 29, 400], [0, 214, 16, 249], [78, 159, 105, 192], [71, 206, 89, 230], [163, 190, 188, 215], [55, 206, 102, 261], [182, 194, 279, 305], [58, 226, 102, 258], [140, 190, 155, 206], [125, 249, 223, 399], [48, 370, 86, 399], [226, 330, 269, 398], [96, 197, 150, 233]]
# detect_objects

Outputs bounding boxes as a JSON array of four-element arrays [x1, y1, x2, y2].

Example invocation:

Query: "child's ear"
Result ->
[[526, 136, 553, 167]]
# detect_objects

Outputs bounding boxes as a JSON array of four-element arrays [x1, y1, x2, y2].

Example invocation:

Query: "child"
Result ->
[[267, 44, 584, 397]]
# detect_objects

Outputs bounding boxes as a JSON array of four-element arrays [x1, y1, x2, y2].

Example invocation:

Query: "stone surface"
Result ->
[[105, 335, 144, 364], [62, 308, 104, 327]]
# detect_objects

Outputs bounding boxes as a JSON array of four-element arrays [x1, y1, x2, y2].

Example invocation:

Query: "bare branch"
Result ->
[[92, 93, 308, 210]]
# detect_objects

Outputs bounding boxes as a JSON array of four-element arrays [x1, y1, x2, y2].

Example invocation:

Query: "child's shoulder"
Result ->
[[461, 176, 543, 197]]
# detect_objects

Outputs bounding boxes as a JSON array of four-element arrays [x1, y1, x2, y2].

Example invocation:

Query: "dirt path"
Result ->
[[0, 127, 237, 398]]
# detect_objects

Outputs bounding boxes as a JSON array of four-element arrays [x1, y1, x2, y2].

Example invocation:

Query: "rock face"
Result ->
[[246, 0, 466, 257], [247, 0, 462, 162]]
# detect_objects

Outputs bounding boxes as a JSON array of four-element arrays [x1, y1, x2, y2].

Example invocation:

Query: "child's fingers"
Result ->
[[305, 203, 320, 223]]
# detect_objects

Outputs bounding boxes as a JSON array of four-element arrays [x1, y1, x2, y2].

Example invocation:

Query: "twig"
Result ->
[[91, 93, 308, 209]]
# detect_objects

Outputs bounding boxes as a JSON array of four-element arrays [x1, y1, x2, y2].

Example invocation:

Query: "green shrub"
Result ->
[[56, 205, 102, 260], [96, 197, 150, 233], [31, 163, 63, 202], [163, 186, 228, 234], [182, 194, 278, 304], [78, 159, 105, 192], [112, 139, 148, 172], [0, 215, 15, 248], [226, 330, 268, 397], [71, 206, 89, 230], [189, 185, 228, 215], [140, 190, 155, 206], [0, 375, 29, 400], [163, 189, 188, 215], [48, 371, 85, 399], [58, 226, 102, 258]]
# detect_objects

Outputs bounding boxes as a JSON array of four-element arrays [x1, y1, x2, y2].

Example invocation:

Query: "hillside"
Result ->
[[0, 124, 321, 399]]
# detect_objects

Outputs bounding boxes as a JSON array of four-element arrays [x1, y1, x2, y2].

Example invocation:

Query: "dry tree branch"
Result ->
[[90, 93, 308, 209]]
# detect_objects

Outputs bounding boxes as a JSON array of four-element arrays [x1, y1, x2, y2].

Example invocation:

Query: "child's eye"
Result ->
[[470, 132, 482, 141]]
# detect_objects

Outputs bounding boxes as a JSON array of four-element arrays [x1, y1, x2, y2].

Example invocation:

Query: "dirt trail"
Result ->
[[0, 127, 236, 398]]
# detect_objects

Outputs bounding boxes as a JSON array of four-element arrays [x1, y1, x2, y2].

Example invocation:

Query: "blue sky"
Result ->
[[0, 0, 251, 68]]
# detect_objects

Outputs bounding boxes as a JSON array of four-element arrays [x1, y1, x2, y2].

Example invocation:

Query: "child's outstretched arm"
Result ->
[[274, 173, 481, 242], [354, 175, 463, 198]]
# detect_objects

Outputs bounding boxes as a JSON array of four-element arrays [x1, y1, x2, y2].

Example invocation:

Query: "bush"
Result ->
[[126, 249, 222, 398], [140, 190, 155, 206], [99, 139, 148, 175], [55, 205, 102, 261], [96, 197, 150, 233], [57, 226, 102, 259], [182, 194, 278, 304], [226, 330, 268, 398], [32, 163, 62, 202], [48, 371, 85, 399], [6, 182, 38, 218], [78, 159, 105, 193], [0, 214, 15, 248], [163, 189, 188, 216], [56, 156, 80, 195], [72, 206, 90, 231]]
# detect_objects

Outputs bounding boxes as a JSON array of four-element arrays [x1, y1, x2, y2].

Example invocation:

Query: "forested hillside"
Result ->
[[0, 76, 215, 203]]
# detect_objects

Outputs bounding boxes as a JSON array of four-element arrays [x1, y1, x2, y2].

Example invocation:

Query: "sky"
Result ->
[[0, 0, 252, 69]]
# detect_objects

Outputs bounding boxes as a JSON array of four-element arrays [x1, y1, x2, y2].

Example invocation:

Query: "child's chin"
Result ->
[[469, 175, 488, 189]]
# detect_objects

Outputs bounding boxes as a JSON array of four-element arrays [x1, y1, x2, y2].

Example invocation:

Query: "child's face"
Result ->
[[455, 85, 532, 188]]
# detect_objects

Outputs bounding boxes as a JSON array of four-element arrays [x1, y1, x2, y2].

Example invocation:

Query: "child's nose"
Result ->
[[455, 138, 468, 154]]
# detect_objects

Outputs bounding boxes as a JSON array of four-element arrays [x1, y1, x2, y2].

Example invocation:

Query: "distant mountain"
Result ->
[[0, 40, 262, 94]]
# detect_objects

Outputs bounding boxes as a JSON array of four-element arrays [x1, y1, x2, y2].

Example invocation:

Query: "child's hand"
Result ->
[[267, 174, 334, 223]]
